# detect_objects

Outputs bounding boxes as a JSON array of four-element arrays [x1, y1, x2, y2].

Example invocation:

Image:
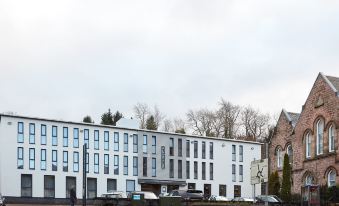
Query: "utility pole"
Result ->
[[83, 144, 87, 206]]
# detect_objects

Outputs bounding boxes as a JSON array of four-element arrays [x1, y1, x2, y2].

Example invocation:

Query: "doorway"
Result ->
[[204, 184, 211, 198]]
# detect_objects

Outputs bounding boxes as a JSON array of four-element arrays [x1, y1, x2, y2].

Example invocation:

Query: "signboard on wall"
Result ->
[[161, 146, 166, 169]]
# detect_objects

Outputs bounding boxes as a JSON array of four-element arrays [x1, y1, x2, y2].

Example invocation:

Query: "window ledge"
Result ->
[[304, 153, 336, 162]]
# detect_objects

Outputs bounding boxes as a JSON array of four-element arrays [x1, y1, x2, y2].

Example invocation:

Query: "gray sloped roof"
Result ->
[[326, 75, 339, 91]]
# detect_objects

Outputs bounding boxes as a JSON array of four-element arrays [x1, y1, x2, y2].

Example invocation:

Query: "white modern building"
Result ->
[[0, 114, 262, 201]]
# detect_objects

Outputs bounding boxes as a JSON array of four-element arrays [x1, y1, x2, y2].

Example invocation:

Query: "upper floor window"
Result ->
[[104, 154, 109, 174], [152, 136, 156, 154], [94, 153, 99, 174], [169, 138, 174, 156], [277, 148, 282, 168], [169, 159, 174, 178], [209, 142, 214, 159], [232, 145, 236, 161], [114, 155, 119, 175], [239, 145, 243, 162], [316, 119, 324, 155], [124, 133, 129, 152], [41, 149, 46, 171], [73, 152, 79, 172], [202, 142, 206, 159], [133, 157, 138, 176], [73, 128, 79, 148], [143, 135, 147, 154], [84, 129, 89, 148], [186, 140, 190, 158], [328, 170, 336, 187], [63, 127, 68, 147], [52, 126, 58, 146], [41, 124, 47, 145], [178, 160, 182, 179], [305, 132, 311, 158], [18, 122, 24, 143], [123, 156, 128, 175], [329, 125, 335, 153], [104, 131, 109, 151], [194, 141, 198, 158], [232, 164, 236, 182], [17, 147, 24, 169], [114, 132, 119, 151], [287, 145, 293, 164], [52, 150, 58, 171], [94, 130, 99, 150], [178, 138, 182, 157], [133, 134, 138, 153], [239, 165, 243, 182], [210, 163, 213, 180], [152, 158, 156, 177], [29, 123, 35, 144], [63, 151, 68, 172]]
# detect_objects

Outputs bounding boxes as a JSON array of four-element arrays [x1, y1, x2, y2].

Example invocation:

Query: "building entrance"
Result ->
[[141, 184, 161, 196]]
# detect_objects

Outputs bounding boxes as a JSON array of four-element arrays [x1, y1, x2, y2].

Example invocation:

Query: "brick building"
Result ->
[[269, 73, 339, 194]]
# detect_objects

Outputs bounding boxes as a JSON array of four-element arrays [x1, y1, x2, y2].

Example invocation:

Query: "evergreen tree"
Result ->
[[101, 109, 114, 125], [268, 171, 280, 196], [146, 115, 157, 130], [112, 111, 123, 126], [281, 154, 292, 202], [83, 115, 93, 123]]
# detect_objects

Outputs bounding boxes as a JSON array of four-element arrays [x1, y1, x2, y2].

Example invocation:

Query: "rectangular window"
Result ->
[[123, 156, 128, 175], [41, 149, 46, 170], [143, 135, 147, 154], [133, 157, 138, 176], [219, 185, 226, 197], [94, 153, 99, 174], [86, 153, 89, 173], [194, 141, 198, 158], [234, 185, 241, 198], [29, 148, 35, 170], [18, 122, 24, 143], [239, 165, 243, 182], [126, 180, 135, 194], [114, 155, 119, 175], [232, 145, 236, 161], [84, 129, 89, 148], [63, 151, 68, 172], [73, 152, 79, 172], [66, 177, 76, 198], [52, 126, 58, 146], [107, 179, 117, 192], [133, 134, 138, 153], [94, 130, 99, 150], [232, 164, 236, 182], [169, 138, 174, 156], [63, 127, 68, 147], [41, 124, 47, 145], [239, 145, 243, 162], [152, 158, 156, 177], [169, 159, 174, 178], [73, 128, 79, 148], [178, 160, 182, 179], [202, 141, 206, 159], [29, 123, 35, 144], [306, 133, 311, 158], [44, 175, 55, 198], [52, 150, 58, 171], [186, 140, 190, 158], [186, 161, 190, 179], [209, 142, 213, 159], [104, 131, 109, 151], [143, 157, 147, 177], [202, 162, 206, 180], [21, 174, 32, 197], [194, 161, 198, 179], [210, 163, 214, 180], [178, 138, 182, 157], [87, 178, 97, 198], [124, 133, 129, 152], [114, 132, 119, 151], [152, 136, 156, 154], [104, 154, 109, 174], [17, 147, 24, 169]]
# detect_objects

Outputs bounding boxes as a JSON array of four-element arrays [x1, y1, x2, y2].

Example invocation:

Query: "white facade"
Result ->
[[0, 114, 262, 199]]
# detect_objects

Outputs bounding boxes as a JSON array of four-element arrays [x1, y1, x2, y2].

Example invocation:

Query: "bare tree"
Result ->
[[153, 105, 165, 129], [133, 102, 150, 129], [162, 119, 173, 132], [186, 109, 216, 137], [218, 99, 241, 139], [241, 106, 270, 141], [173, 118, 186, 134]]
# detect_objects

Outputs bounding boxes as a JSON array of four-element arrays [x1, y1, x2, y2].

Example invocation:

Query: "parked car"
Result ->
[[158, 192, 169, 198], [0, 194, 5, 206], [232, 197, 255, 203], [169, 190, 204, 200], [129, 191, 158, 200], [209, 195, 232, 201], [255, 195, 282, 205], [101, 191, 127, 199]]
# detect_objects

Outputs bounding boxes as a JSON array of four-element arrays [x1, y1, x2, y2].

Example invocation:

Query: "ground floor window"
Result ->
[[126, 180, 135, 194], [219, 184, 226, 196], [328, 170, 336, 187], [87, 178, 97, 198], [66, 176, 76, 198], [107, 179, 117, 192], [188, 183, 196, 189], [21, 174, 32, 197], [44, 175, 55, 198], [234, 185, 241, 198]]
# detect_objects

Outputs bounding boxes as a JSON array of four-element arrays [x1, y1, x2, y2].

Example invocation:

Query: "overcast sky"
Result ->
[[1, 0, 339, 123]]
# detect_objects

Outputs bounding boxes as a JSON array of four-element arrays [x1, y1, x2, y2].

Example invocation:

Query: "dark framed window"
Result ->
[[169, 159, 174, 178], [52, 126, 58, 146], [239, 145, 243, 162], [52, 150, 58, 171], [107, 179, 117, 192], [143, 135, 147, 154], [124, 133, 129, 152], [87, 178, 97, 198], [41, 149, 46, 170], [232, 145, 236, 161], [86, 153, 89, 173], [41, 124, 47, 145], [114, 132, 119, 151], [186, 161, 190, 179], [63, 151, 68, 172], [66, 176, 76, 198], [209, 142, 213, 159], [178, 138, 182, 157], [202, 141, 206, 159], [133, 134, 138, 153], [232, 164, 236, 182], [44, 175, 55, 198], [219, 185, 226, 197], [73, 152, 79, 172], [29, 148, 35, 170], [84, 129, 89, 148], [114, 155, 119, 175], [133, 157, 138, 176], [152, 158, 156, 177], [202, 162, 206, 180], [126, 180, 135, 194], [188, 183, 196, 190], [73, 128, 79, 148], [234, 185, 241, 198], [194, 141, 198, 158], [63, 127, 68, 147], [94, 130, 99, 150], [104, 154, 109, 174], [169, 138, 174, 156], [29, 123, 35, 144], [152, 136, 156, 154], [210, 163, 214, 180], [21, 174, 32, 197], [17, 147, 24, 169], [186, 140, 190, 157], [123, 156, 128, 175], [143, 157, 147, 177], [178, 160, 182, 179], [104, 131, 109, 151], [239, 165, 243, 182], [18, 122, 24, 143], [94, 153, 99, 174], [194, 161, 198, 179]]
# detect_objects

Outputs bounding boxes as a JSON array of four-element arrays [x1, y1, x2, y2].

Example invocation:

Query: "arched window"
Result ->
[[305, 132, 311, 158], [305, 175, 314, 186], [277, 148, 282, 168], [329, 125, 335, 153], [316, 119, 324, 155], [287, 145, 293, 163], [328, 170, 336, 187]]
